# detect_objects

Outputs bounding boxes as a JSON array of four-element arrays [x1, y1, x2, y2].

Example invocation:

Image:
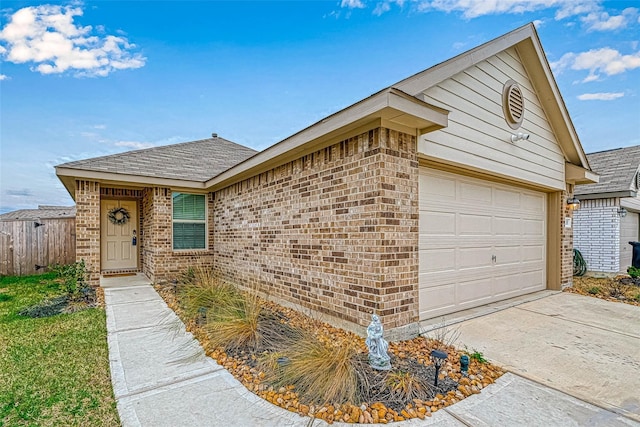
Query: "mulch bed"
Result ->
[[566, 276, 640, 307], [155, 284, 503, 424]]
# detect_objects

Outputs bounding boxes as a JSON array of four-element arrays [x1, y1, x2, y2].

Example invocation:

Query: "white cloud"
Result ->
[[0, 4, 146, 77], [551, 47, 640, 82], [532, 19, 545, 28], [0, 74, 7, 80], [581, 7, 639, 31], [373, 2, 391, 15], [341, 0, 365, 9], [114, 141, 156, 150], [577, 92, 624, 101], [419, 0, 574, 19], [93, 124, 106, 129]]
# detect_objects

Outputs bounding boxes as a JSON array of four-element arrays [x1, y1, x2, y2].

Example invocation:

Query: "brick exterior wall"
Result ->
[[212, 127, 419, 332], [141, 187, 215, 282], [573, 197, 620, 273], [75, 180, 101, 286]]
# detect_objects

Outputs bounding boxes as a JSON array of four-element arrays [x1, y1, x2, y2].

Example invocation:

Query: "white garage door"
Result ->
[[419, 167, 546, 320]]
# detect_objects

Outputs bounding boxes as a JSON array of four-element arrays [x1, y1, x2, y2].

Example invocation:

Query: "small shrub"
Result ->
[[469, 349, 487, 364], [426, 318, 461, 350], [51, 260, 88, 301], [587, 286, 601, 295], [385, 370, 427, 401], [628, 266, 640, 279], [634, 293, 640, 302]]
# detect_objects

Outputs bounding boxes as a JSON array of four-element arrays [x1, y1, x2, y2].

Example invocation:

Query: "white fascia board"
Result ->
[[205, 88, 448, 189]]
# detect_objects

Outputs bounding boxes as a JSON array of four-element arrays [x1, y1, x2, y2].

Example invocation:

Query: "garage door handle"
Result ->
[[492, 255, 496, 262]]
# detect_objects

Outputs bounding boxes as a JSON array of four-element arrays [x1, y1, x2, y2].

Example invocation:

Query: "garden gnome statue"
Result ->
[[366, 314, 391, 370]]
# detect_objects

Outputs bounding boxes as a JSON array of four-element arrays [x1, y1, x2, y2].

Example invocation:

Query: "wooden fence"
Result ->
[[0, 218, 76, 276]]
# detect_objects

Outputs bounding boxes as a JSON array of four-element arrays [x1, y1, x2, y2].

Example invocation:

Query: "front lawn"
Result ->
[[0, 273, 119, 427]]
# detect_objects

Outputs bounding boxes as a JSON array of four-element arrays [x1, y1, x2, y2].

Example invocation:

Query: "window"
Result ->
[[172, 192, 206, 250]]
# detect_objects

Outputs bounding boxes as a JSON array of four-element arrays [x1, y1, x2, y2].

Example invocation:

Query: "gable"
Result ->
[[416, 46, 566, 190]]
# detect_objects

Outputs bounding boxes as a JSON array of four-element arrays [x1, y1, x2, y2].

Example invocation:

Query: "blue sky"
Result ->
[[1, 0, 639, 213]]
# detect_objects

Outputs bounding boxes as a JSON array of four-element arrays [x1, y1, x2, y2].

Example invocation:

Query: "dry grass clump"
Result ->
[[568, 276, 640, 306], [269, 330, 360, 405]]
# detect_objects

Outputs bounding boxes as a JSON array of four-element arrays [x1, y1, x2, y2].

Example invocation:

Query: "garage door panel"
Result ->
[[420, 249, 455, 272], [460, 182, 492, 204], [419, 167, 547, 320], [458, 247, 493, 269], [420, 174, 457, 199], [522, 193, 545, 212], [493, 217, 521, 235], [420, 212, 455, 235], [457, 278, 493, 304], [523, 219, 545, 235], [494, 189, 521, 208], [419, 283, 457, 314], [494, 246, 521, 264], [460, 214, 492, 235], [522, 245, 545, 262]]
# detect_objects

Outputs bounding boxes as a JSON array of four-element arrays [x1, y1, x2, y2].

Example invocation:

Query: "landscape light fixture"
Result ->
[[460, 354, 470, 376], [510, 132, 530, 143], [430, 349, 448, 387], [567, 197, 581, 210]]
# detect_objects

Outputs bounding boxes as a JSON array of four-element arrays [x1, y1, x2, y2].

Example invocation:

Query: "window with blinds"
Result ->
[[172, 192, 206, 250]]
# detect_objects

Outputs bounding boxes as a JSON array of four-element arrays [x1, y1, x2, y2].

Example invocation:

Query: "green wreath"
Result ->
[[108, 207, 130, 225]]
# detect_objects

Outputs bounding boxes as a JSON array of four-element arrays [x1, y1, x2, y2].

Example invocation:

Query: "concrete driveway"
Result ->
[[450, 292, 640, 423]]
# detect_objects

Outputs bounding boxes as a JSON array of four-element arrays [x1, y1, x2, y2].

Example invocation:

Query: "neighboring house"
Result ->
[[574, 146, 640, 274], [0, 205, 76, 275], [56, 23, 597, 337]]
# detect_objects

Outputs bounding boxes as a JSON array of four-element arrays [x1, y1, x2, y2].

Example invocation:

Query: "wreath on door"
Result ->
[[107, 207, 130, 225]]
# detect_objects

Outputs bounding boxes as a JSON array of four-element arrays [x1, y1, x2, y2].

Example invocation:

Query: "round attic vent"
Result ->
[[503, 80, 524, 129]]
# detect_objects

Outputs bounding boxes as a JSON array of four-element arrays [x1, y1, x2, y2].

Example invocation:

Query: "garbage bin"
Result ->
[[628, 241, 640, 268]]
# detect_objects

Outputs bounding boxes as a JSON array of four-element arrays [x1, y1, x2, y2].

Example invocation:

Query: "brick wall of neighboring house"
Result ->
[[212, 127, 419, 333], [573, 197, 620, 273], [141, 187, 215, 282], [76, 180, 101, 286]]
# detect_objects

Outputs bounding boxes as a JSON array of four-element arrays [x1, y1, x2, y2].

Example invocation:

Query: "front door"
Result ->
[[101, 199, 138, 271]]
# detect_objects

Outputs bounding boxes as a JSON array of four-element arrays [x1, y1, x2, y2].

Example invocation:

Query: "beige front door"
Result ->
[[101, 200, 138, 270]]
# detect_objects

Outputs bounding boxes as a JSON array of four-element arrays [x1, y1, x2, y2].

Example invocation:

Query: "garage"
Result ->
[[418, 167, 547, 320]]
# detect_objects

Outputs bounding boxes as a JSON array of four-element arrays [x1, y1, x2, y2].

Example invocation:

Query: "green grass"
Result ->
[[0, 273, 119, 427]]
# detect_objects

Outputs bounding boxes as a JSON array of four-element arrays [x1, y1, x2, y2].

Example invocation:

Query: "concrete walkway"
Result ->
[[103, 274, 639, 426]]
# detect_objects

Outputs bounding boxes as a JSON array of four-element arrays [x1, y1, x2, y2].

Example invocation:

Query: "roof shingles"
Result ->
[[57, 137, 258, 182], [576, 145, 640, 196]]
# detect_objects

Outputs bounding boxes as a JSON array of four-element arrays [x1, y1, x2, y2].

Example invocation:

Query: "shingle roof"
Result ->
[[0, 205, 76, 221], [57, 137, 258, 182], [575, 145, 640, 196]]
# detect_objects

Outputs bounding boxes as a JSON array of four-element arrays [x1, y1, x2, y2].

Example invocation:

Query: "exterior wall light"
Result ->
[[510, 132, 530, 142], [567, 197, 581, 210], [618, 207, 628, 218], [430, 349, 448, 386]]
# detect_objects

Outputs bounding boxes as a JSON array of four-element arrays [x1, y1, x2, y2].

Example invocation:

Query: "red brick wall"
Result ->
[[212, 127, 419, 331], [75, 180, 101, 285], [142, 187, 215, 282]]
